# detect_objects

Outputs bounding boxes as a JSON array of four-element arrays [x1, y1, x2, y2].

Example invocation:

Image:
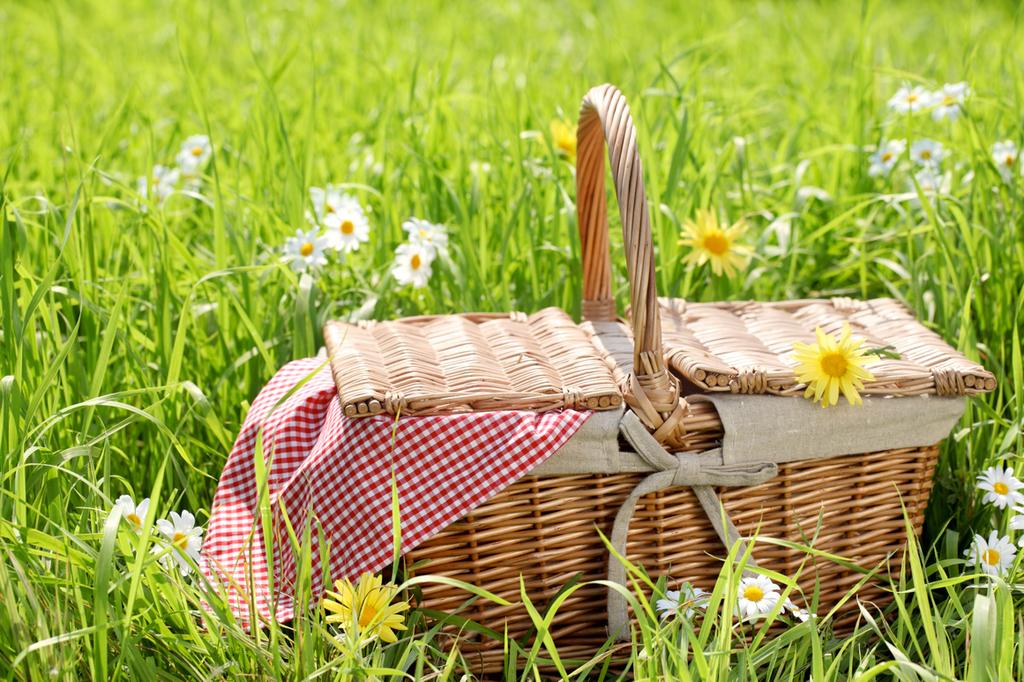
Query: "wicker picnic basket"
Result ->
[[323, 84, 994, 669]]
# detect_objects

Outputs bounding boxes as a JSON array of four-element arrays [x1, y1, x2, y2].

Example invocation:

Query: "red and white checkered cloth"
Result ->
[[201, 357, 591, 625]]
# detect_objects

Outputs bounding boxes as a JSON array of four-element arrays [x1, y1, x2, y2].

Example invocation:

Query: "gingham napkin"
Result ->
[[200, 357, 591, 625]]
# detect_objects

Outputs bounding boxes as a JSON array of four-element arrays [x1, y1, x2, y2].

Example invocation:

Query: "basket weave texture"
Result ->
[[324, 308, 623, 417], [659, 297, 995, 397], [407, 444, 938, 666]]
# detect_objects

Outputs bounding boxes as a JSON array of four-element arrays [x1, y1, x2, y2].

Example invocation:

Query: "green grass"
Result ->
[[2, 0, 1023, 678]]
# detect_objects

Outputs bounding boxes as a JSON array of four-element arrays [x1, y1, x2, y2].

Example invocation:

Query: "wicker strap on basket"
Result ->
[[607, 411, 773, 637], [577, 84, 688, 448]]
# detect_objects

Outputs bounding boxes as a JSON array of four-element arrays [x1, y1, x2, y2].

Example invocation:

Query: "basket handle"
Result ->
[[576, 84, 687, 445]]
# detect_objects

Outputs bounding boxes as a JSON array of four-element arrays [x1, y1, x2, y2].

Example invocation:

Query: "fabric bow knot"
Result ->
[[606, 411, 778, 638]]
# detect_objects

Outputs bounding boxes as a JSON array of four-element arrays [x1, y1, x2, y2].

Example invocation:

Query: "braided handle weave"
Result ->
[[576, 84, 688, 446]]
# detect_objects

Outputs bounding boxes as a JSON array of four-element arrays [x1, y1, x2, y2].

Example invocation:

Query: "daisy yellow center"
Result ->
[[326, 203, 336, 214], [982, 548, 1001, 566], [172, 531, 189, 551], [743, 585, 764, 602], [882, 152, 893, 162], [126, 513, 142, 529], [920, 150, 932, 160], [358, 600, 379, 628], [419, 229, 429, 238], [300, 242, 314, 257], [702, 232, 729, 256], [906, 93, 919, 103], [1005, 155, 1015, 167], [340, 220, 355, 235], [994, 482, 1009, 495], [943, 95, 956, 106], [820, 352, 848, 378], [410, 254, 422, 270], [191, 146, 204, 157]]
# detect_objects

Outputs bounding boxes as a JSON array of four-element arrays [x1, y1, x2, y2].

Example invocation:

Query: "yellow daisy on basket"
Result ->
[[323, 573, 409, 644], [550, 119, 577, 162], [792, 323, 879, 408], [679, 209, 752, 277]]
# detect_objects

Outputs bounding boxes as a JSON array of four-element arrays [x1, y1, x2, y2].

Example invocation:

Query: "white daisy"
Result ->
[[283, 228, 329, 272], [309, 185, 349, 223], [155, 510, 204, 576], [391, 242, 434, 288], [910, 139, 946, 168], [112, 495, 150, 535], [323, 195, 371, 254], [136, 164, 179, 203], [1011, 505, 1024, 539], [175, 135, 212, 174], [868, 139, 905, 177], [887, 84, 931, 114], [736, 575, 780, 620], [732, 135, 747, 162], [930, 82, 970, 121], [784, 599, 811, 622], [977, 464, 1024, 509], [966, 531, 1017, 577], [655, 583, 709, 620], [403, 217, 449, 257], [906, 168, 949, 207], [991, 140, 1019, 183]]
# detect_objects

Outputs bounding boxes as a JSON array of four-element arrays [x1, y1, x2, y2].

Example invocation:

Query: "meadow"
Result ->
[[2, 0, 1024, 678]]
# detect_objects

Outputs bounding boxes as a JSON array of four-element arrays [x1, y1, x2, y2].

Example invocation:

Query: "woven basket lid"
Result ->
[[323, 307, 623, 418], [657, 296, 995, 397]]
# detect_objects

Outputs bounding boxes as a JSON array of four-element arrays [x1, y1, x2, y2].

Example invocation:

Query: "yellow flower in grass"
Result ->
[[323, 573, 409, 644], [680, 209, 751, 277], [792, 323, 878, 408], [550, 120, 577, 162]]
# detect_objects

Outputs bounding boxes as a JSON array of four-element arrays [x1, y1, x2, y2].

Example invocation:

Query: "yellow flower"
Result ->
[[550, 120, 576, 162], [792, 323, 879, 408], [679, 209, 752, 277], [322, 573, 409, 644]]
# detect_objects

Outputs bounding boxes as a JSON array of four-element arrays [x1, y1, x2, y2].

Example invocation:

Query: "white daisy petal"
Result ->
[[966, 531, 1017, 576], [283, 227, 330, 273], [1010, 505, 1024, 535], [323, 194, 371, 253], [784, 599, 811, 622], [656, 590, 681, 620], [656, 583, 708, 621], [136, 164, 179, 206], [309, 184, 351, 223], [909, 139, 946, 169], [991, 141, 1019, 184], [391, 242, 434, 288], [887, 84, 931, 114], [403, 218, 449, 257], [112, 495, 151, 534], [905, 168, 951, 208], [176, 134, 212, 174], [868, 139, 905, 177], [930, 82, 970, 121], [736, 575, 781, 621], [156, 509, 204, 576], [976, 465, 1024, 509]]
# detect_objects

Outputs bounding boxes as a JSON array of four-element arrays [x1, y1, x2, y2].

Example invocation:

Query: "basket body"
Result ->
[[406, 444, 939, 669]]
